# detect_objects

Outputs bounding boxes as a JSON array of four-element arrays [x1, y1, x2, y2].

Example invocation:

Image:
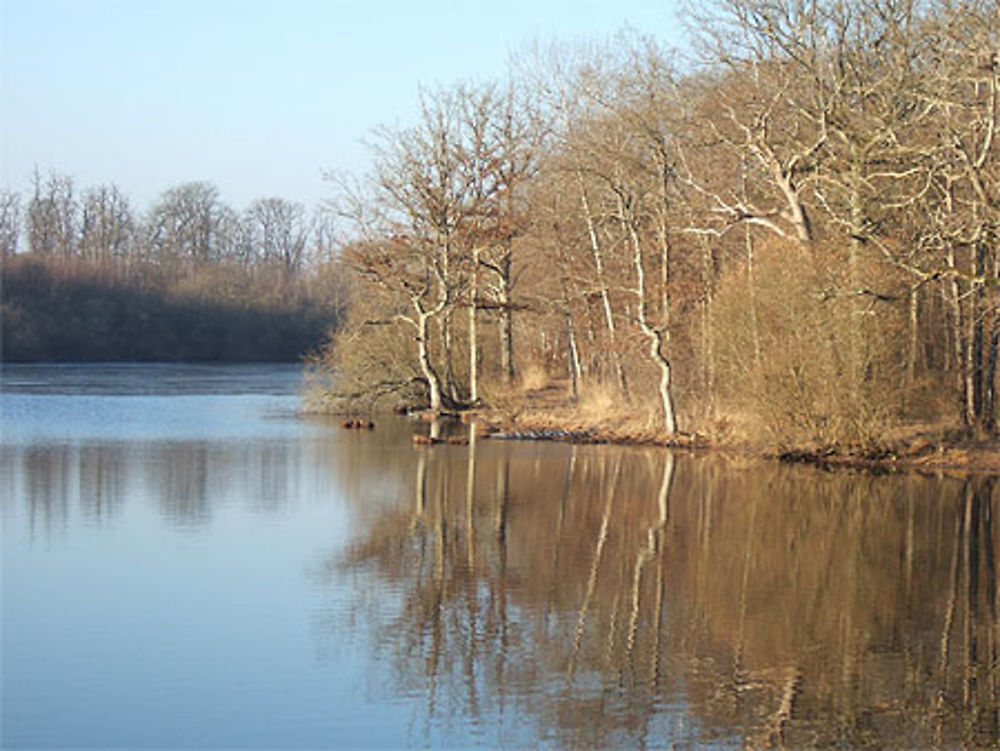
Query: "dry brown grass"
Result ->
[[700, 410, 768, 449], [518, 362, 551, 392], [475, 376, 701, 446]]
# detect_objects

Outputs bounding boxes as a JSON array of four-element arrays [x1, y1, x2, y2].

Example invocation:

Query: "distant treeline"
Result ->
[[0, 175, 347, 362], [1, 254, 344, 362]]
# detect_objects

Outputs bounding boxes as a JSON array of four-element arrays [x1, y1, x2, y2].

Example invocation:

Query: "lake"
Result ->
[[2, 363, 997, 748]]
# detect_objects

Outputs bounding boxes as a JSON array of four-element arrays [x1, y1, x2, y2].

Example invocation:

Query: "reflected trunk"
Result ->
[[335, 433, 1000, 748]]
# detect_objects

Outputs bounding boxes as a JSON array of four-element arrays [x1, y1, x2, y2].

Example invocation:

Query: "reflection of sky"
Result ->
[[0, 362, 316, 444], [13, 364, 978, 748], [0, 363, 302, 396], [0, 362, 305, 395], [0, 364, 577, 748], [1, 393, 309, 444], [3, 453, 392, 748], [1, 364, 416, 748]]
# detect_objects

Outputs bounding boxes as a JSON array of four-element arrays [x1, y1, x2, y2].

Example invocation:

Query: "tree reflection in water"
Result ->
[[334, 437, 999, 748], [9, 439, 320, 535]]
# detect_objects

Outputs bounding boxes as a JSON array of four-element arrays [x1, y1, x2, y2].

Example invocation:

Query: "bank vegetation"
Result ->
[[309, 0, 1000, 456]]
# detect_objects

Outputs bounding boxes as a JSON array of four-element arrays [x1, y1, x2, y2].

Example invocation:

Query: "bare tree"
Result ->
[[27, 170, 77, 256], [308, 0, 1000, 445], [331, 81, 543, 412], [589, 69, 682, 431], [0, 189, 21, 256], [916, 0, 1000, 432], [244, 197, 309, 274], [537, 41, 636, 398], [680, 1, 829, 246], [457, 80, 544, 396], [146, 181, 236, 266], [80, 184, 135, 262], [343, 230, 456, 413]]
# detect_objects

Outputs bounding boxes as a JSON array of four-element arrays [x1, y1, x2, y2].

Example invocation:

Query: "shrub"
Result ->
[[709, 238, 911, 451]]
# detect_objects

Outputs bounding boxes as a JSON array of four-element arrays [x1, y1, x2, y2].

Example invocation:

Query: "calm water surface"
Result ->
[[2, 364, 998, 748]]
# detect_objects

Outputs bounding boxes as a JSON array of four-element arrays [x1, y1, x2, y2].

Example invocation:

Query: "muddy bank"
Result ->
[[776, 441, 1000, 475]]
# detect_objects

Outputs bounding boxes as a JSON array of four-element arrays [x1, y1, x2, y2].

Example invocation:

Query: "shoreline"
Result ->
[[321, 380, 1000, 476], [414, 400, 1000, 477], [478, 420, 1000, 476], [772, 443, 1000, 475]]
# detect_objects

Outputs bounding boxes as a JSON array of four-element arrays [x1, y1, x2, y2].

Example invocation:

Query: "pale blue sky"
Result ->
[[2, 0, 684, 212]]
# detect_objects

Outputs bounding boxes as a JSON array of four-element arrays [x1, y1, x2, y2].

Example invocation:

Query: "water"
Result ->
[[2, 364, 998, 749]]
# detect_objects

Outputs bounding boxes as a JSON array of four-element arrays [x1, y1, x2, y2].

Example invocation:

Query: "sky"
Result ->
[[1, 0, 685, 213]]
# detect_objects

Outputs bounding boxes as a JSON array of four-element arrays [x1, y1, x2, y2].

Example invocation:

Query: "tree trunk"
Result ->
[[847, 147, 867, 398], [985, 310, 999, 432], [417, 311, 444, 414], [970, 243, 990, 432], [907, 283, 919, 395], [565, 304, 582, 401], [966, 289, 979, 432], [443, 309, 459, 404], [556, 244, 583, 400], [987, 248, 1000, 432], [648, 329, 678, 435], [469, 248, 479, 404], [578, 174, 629, 399], [496, 261, 515, 384], [701, 239, 715, 412], [621, 198, 677, 435], [948, 247, 970, 429], [741, 158, 762, 368]]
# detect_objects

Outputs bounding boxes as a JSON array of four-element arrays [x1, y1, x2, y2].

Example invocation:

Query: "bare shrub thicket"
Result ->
[[709, 239, 910, 449]]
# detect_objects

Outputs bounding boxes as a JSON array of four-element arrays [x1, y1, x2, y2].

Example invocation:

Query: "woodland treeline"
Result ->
[[1, 176, 345, 361], [316, 0, 1000, 450]]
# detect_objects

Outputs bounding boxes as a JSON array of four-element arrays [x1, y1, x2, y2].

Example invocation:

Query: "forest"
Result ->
[[1, 177, 346, 361], [309, 0, 1000, 453]]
